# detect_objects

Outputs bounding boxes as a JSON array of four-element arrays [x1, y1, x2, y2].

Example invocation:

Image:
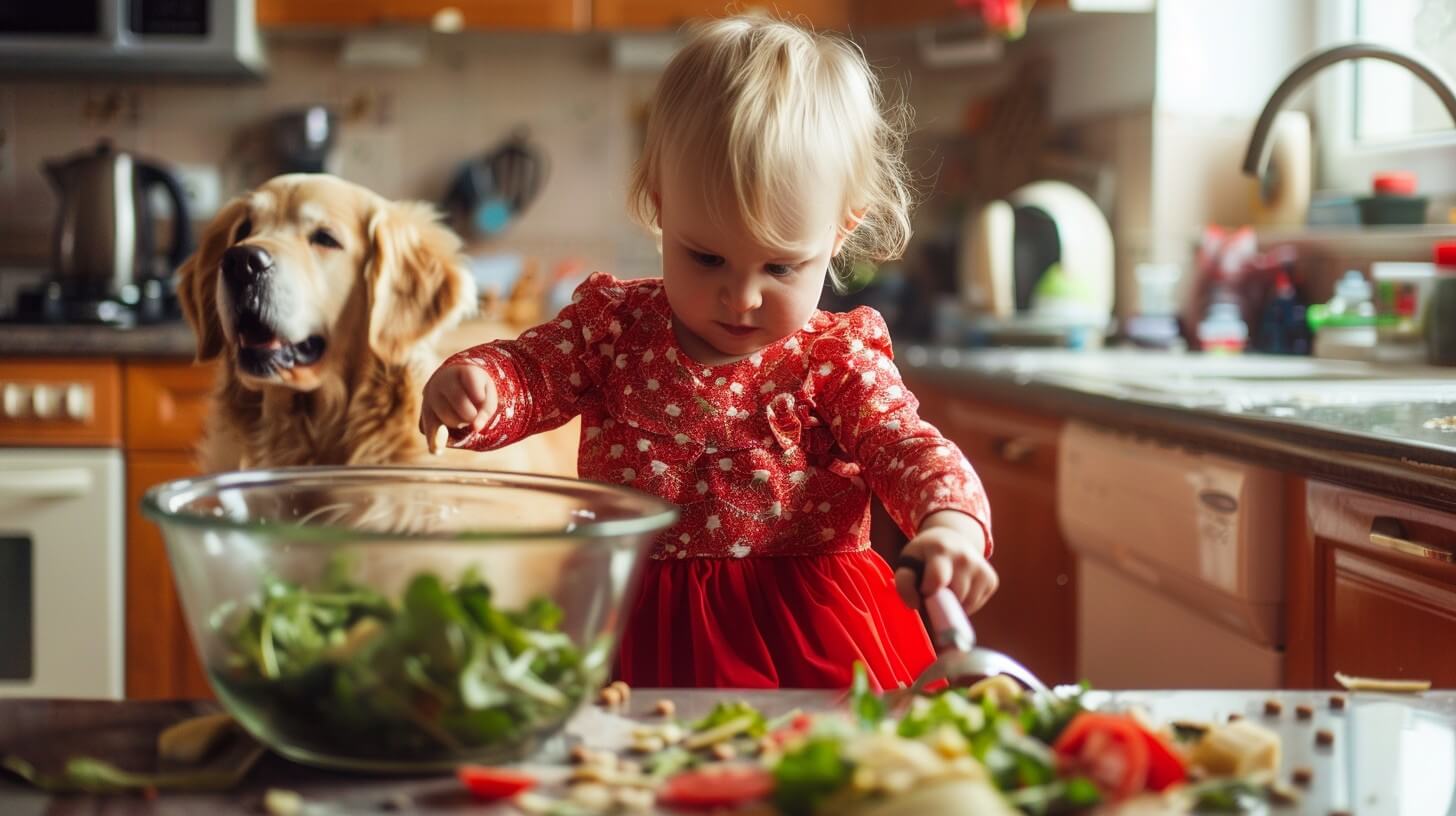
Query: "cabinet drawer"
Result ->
[[913, 386, 1061, 480], [124, 362, 217, 453], [0, 358, 122, 447]]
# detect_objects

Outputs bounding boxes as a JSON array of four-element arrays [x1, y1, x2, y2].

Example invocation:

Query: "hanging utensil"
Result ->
[[444, 130, 547, 238]]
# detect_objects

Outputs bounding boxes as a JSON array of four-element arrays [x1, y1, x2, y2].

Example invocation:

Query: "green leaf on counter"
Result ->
[[2, 739, 266, 794], [691, 700, 768, 738], [1189, 778, 1268, 812], [849, 662, 886, 729], [772, 736, 852, 816]]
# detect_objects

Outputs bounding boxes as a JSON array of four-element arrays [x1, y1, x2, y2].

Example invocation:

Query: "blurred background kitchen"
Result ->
[[5, 0, 1456, 703]]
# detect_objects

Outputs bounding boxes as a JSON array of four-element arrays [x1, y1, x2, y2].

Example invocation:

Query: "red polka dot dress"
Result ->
[[445, 273, 992, 689]]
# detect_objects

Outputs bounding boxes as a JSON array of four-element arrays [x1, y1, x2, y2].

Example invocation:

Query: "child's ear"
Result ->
[[833, 207, 868, 256]]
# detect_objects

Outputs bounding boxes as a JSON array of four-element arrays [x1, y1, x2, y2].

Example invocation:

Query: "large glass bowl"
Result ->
[[142, 467, 677, 773]]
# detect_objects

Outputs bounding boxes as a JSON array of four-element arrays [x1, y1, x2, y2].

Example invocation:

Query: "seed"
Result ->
[[1295, 704, 1314, 720], [654, 699, 676, 717], [1316, 728, 1335, 747], [599, 685, 623, 707], [1264, 699, 1283, 716], [1329, 694, 1347, 710], [1292, 766, 1314, 787]]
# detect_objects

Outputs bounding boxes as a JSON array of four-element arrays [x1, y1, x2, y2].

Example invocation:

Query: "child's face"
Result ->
[[658, 169, 847, 365]]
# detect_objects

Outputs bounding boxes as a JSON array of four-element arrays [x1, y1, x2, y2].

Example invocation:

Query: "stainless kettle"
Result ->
[[45, 141, 193, 303]]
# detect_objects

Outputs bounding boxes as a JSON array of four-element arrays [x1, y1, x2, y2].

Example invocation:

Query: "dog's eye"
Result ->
[[234, 219, 252, 243], [310, 229, 342, 250]]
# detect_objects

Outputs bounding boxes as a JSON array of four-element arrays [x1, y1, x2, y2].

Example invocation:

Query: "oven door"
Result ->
[[0, 448, 124, 698]]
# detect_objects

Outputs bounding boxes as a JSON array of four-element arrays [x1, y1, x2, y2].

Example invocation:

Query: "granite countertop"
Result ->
[[900, 346, 1456, 512], [3, 689, 1451, 814], [0, 321, 196, 358]]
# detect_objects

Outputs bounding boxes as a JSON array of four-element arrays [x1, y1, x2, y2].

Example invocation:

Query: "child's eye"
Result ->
[[688, 250, 724, 268], [766, 263, 796, 277]]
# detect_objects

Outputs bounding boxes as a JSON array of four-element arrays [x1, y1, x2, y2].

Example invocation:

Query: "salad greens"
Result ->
[[211, 559, 593, 764]]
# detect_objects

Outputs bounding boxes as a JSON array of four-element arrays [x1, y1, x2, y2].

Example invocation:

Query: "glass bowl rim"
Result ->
[[141, 465, 679, 544]]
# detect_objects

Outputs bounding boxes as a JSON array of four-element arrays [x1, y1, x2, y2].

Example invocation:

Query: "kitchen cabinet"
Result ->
[[123, 360, 217, 700], [257, 0, 590, 31], [1310, 480, 1456, 688], [904, 380, 1077, 685], [592, 0, 849, 31], [855, 0, 1140, 29]]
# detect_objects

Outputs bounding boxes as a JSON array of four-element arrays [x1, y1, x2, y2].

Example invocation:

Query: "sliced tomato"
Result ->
[[1052, 712, 1151, 800], [766, 713, 815, 747], [1140, 726, 1189, 792], [457, 765, 536, 801], [658, 764, 775, 810]]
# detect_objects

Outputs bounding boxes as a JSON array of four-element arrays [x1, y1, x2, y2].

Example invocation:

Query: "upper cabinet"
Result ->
[[592, 0, 849, 31], [257, 0, 591, 31]]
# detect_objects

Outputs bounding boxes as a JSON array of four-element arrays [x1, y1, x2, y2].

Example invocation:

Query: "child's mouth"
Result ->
[[716, 322, 757, 337]]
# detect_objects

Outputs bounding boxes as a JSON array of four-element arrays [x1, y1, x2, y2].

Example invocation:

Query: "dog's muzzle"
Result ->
[[222, 245, 327, 377]]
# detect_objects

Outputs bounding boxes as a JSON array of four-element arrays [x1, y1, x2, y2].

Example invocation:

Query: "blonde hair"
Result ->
[[627, 15, 913, 290]]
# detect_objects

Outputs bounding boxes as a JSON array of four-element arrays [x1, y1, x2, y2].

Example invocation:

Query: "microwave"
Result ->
[[0, 0, 266, 79]]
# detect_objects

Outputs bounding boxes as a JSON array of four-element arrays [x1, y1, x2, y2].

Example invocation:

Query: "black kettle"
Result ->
[[45, 141, 193, 305]]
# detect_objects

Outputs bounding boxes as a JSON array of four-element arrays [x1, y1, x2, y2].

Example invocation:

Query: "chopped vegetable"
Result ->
[[1053, 712, 1187, 800], [658, 764, 774, 810], [457, 765, 536, 800], [211, 559, 590, 764]]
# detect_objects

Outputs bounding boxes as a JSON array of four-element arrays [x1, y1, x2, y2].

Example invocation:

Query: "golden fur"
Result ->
[[177, 174, 573, 475]]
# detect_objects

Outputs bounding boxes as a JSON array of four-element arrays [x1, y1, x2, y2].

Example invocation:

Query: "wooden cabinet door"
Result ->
[[1312, 481, 1456, 687], [257, 0, 386, 27], [124, 362, 216, 454], [0, 358, 122, 447], [126, 454, 211, 700], [908, 382, 1076, 685], [381, 0, 589, 30], [593, 0, 849, 31], [856, 0, 970, 29]]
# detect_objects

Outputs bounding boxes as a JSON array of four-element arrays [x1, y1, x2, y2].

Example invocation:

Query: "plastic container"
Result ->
[[1197, 300, 1249, 354], [1426, 242, 1456, 366], [1125, 263, 1184, 349], [1357, 171, 1428, 225], [1372, 261, 1435, 360], [1308, 270, 1378, 361]]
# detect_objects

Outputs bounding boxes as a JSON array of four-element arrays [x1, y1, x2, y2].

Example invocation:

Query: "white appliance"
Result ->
[[0, 448, 125, 698], [1058, 421, 1285, 689]]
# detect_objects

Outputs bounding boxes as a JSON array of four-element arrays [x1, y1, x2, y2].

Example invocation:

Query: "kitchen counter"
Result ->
[[1, 689, 1451, 814], [0, 321, 196, 358], [901, 347, 1456, 512]]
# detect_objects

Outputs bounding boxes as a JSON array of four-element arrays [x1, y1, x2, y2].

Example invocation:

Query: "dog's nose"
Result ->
[[222, 245, 273, 288]]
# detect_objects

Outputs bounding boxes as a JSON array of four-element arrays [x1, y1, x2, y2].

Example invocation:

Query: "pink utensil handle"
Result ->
[[925, 588, 975, 653]]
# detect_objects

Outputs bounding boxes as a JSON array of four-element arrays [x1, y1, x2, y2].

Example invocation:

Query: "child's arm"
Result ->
[[813, 309, 996, 611], [422, 273, 627, 453]]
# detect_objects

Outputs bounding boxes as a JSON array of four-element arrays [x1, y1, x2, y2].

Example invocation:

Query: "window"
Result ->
[[1316, 0, 1456, 192]]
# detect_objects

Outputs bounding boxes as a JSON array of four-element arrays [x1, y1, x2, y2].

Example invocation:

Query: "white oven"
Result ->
[[0, 447, 125, 698]]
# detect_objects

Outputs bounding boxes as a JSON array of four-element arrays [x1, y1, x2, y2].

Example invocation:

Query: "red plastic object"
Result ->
[[457, 766, 536, 801], [1373, 171, 1417, 196], [1434, 241, 1456, 269]]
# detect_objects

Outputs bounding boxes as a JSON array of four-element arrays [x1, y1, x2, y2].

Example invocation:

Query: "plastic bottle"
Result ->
[[1256, 270, 1309, 355], [1308, 270, 1378, 360], [1425, 242, 1456, 365], [1197, 297, 1249, 354]]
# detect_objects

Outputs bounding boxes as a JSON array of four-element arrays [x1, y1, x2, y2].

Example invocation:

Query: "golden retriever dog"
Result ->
[[176, 174, 574, 477]]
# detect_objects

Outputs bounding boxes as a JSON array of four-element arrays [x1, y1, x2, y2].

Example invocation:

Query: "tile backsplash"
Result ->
[[0, 31, 664, 278]]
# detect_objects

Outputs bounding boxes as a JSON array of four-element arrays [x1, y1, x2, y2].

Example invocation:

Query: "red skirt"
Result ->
[[614, 550, 936, 690]]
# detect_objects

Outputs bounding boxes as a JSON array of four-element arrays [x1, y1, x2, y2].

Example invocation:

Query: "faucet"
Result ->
[[1242, 42, 1456, 179]]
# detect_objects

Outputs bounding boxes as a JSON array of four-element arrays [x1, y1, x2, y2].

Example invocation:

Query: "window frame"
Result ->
[[1315, 0, 1456, 193]]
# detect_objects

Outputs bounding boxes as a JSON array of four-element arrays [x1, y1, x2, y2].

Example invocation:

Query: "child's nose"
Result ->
[[721, 277, 761, 314]]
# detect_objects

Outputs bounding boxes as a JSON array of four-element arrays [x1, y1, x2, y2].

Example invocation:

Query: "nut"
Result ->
[[599, 685, 623, 707], [710, 742, 737, 761], [654, 699, 676, 717], [1228, 713, 1243, 722], [1329, 694, 1347, 710], [1316, 728, 1335, 747], [610, 680, 632, 703], [1292, 766, 1314, 787], [1295, 704, 1314, 720], [1263, 699, 1283, 717], [569, 744, 595, 764]]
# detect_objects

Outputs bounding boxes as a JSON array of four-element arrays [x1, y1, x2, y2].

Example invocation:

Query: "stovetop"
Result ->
[[2, 279, 182, 328]]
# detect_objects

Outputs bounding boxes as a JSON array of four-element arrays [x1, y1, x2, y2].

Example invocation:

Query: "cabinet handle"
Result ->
[[0, 467, 93, 499], [1369, 517, 1456, 564], [992, 435, 1037, 465]]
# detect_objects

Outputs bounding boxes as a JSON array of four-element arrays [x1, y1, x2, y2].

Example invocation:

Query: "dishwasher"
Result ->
[[1057, 421, 1286, 689]]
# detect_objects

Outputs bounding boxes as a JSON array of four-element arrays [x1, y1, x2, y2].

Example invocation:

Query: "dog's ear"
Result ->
[[365, 200, 476, 363], [178, 197, 248, 362]]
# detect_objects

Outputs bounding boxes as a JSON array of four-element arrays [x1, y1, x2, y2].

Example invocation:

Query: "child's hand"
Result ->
[[419, 363, 498, 452], [894, 510, 998, 615]]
